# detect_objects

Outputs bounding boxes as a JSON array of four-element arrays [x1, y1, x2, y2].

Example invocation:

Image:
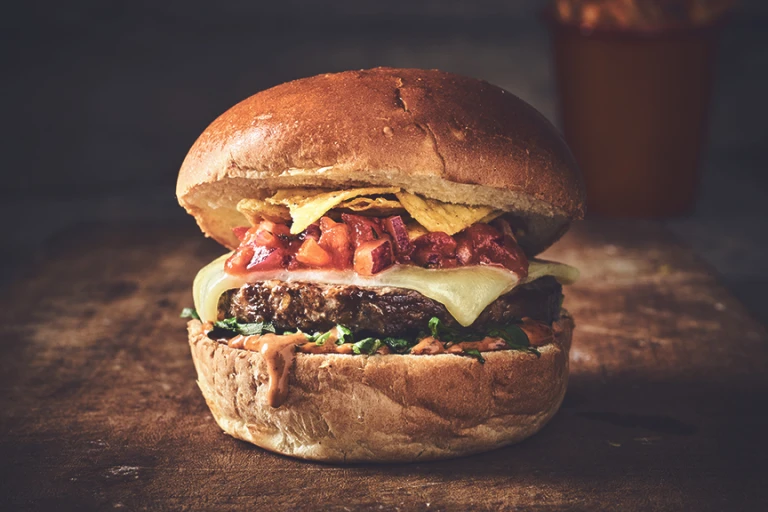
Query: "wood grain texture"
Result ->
[[1, 220, 766, 511]]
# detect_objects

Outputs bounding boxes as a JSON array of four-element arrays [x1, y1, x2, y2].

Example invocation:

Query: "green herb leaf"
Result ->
[[428, 317, 441, 338], [180, 308, 200, 320], [210, 317, 276, 337], [335, 324, 353, 345], [314, 331, 332, 346], [463, 348, 485, 364], [382, 337, 412, 354], [236, 321, 276, 336], [352, 337, 382, 355], [213, 317, 239, 331], [487, 324, 529, 348], [427, 317, 543, 358], [427, 317, 480, 342], [485, 323, 541, 357]]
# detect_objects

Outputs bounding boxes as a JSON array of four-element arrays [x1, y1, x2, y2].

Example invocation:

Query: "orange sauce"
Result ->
[[446, 337, 508, 354], [298, 342, 354, 354], [410, 337, 445, 355], [227, 333, 306, 408]]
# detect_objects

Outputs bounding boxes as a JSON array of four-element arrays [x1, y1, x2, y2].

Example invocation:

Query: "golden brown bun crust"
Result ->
[[187, 311, 573, 463], [177, 68, 585, 254]]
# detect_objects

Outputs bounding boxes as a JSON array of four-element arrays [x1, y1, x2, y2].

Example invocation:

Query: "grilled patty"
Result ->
[[220, 276, 562, 337]]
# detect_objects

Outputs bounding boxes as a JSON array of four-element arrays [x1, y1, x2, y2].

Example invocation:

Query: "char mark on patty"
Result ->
[[220, 277, 563, 337]]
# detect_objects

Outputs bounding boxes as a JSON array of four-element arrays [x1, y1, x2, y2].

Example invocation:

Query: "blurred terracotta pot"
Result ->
[[546, 16, 722, 217]]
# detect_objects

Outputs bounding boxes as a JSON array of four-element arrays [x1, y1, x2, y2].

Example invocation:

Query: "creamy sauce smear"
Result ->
[[228, 333, 307, 407]]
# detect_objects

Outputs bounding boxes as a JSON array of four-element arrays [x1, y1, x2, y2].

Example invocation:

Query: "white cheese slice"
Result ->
[[193, 253, 579, 327]]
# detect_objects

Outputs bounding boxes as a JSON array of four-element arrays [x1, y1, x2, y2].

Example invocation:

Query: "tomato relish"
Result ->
[[225, 214, 528, 277]]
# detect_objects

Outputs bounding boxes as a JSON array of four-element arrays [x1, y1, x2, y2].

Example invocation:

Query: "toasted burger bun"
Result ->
[[187, 311, 573, 463], [177, 67, 584, 255]]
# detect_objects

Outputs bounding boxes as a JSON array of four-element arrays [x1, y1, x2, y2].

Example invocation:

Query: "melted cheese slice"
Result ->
[[193, 254, 579, 327]]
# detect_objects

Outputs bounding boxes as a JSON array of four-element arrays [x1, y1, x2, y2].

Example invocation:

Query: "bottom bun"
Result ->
[[187, 311, 573, 463]]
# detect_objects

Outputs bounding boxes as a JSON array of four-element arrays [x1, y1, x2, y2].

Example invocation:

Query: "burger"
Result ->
[[177, 67, 585, 462]]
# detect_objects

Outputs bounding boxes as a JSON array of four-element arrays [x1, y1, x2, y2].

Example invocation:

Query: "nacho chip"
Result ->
[[405, 221, 429, 241], [338, 196, 404, 215], [268, 187, 401, 234], [395, 192, 502, 235], [236, 198, 291, 225]]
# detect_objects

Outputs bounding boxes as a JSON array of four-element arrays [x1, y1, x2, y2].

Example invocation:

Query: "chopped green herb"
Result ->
[[427, 317, 482, 343], [382, 337, 412, 354], [352, 337, 382, 355], [209, 317, 276, 338], [428, 317, 441, 338], [236, 322, 276, 336], [463, 348, 485, 364], [486, 323, 540, 357], [314, 331, 332, 346], [335, 324, 353, 345], [428, 317, 542, 357], [180, 308, 200, 320], [486, 323, 528, 348]]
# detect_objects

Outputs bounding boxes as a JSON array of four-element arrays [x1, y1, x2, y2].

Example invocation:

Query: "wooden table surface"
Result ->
[[1, 220, 767, 511]]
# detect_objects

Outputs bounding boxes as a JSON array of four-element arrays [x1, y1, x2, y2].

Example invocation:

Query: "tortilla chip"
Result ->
[[395, 192, 502, 235], [268, 187, 401, 234], [338, 196, 404, 215], [405, 221, 429, 240], [236, 198, 291, 225]]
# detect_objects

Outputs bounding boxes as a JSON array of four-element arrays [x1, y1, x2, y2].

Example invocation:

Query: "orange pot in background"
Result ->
[[547, 18, 722, 217]]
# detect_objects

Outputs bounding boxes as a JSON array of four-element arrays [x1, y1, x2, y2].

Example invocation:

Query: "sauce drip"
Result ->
[[298, 342, 354, 354], [227, 333, 307, 408], [410, 337, 446, 355], [446, 337, 508, 354]]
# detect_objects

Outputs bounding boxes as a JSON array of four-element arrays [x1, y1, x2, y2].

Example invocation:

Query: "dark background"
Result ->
[[2, 0, 767, 323]]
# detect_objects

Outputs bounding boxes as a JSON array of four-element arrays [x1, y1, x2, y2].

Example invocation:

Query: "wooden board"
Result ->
[[1, 220, 767, 511]]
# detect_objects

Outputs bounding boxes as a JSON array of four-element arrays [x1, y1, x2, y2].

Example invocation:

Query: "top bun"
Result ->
[[177, 67, 585, 255]]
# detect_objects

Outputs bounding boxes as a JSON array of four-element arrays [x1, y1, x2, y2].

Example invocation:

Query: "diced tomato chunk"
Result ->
[[232, 226, 250, 241], [224, 213, 528, 277], [463, 223, 501, 251], [455, 235, 475, 265], [455, 223, 528, 277], [382, 216, 412, 262], [245, 220, 290, 249], [246, 245, 286, 271], [296, 237, 332, 267], [411, 232, 457, 268], [318, 216, 353, 269], [225, 245, 255, 275], [256, 219, 291, 238], [302, 223, 321, 241], [285, 239, 305, 270], [341, 213, 385, 248], [354, 239, 394, 275]]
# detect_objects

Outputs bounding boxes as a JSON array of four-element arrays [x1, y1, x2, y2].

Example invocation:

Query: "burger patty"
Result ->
[[220, 276, 562, 337]]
